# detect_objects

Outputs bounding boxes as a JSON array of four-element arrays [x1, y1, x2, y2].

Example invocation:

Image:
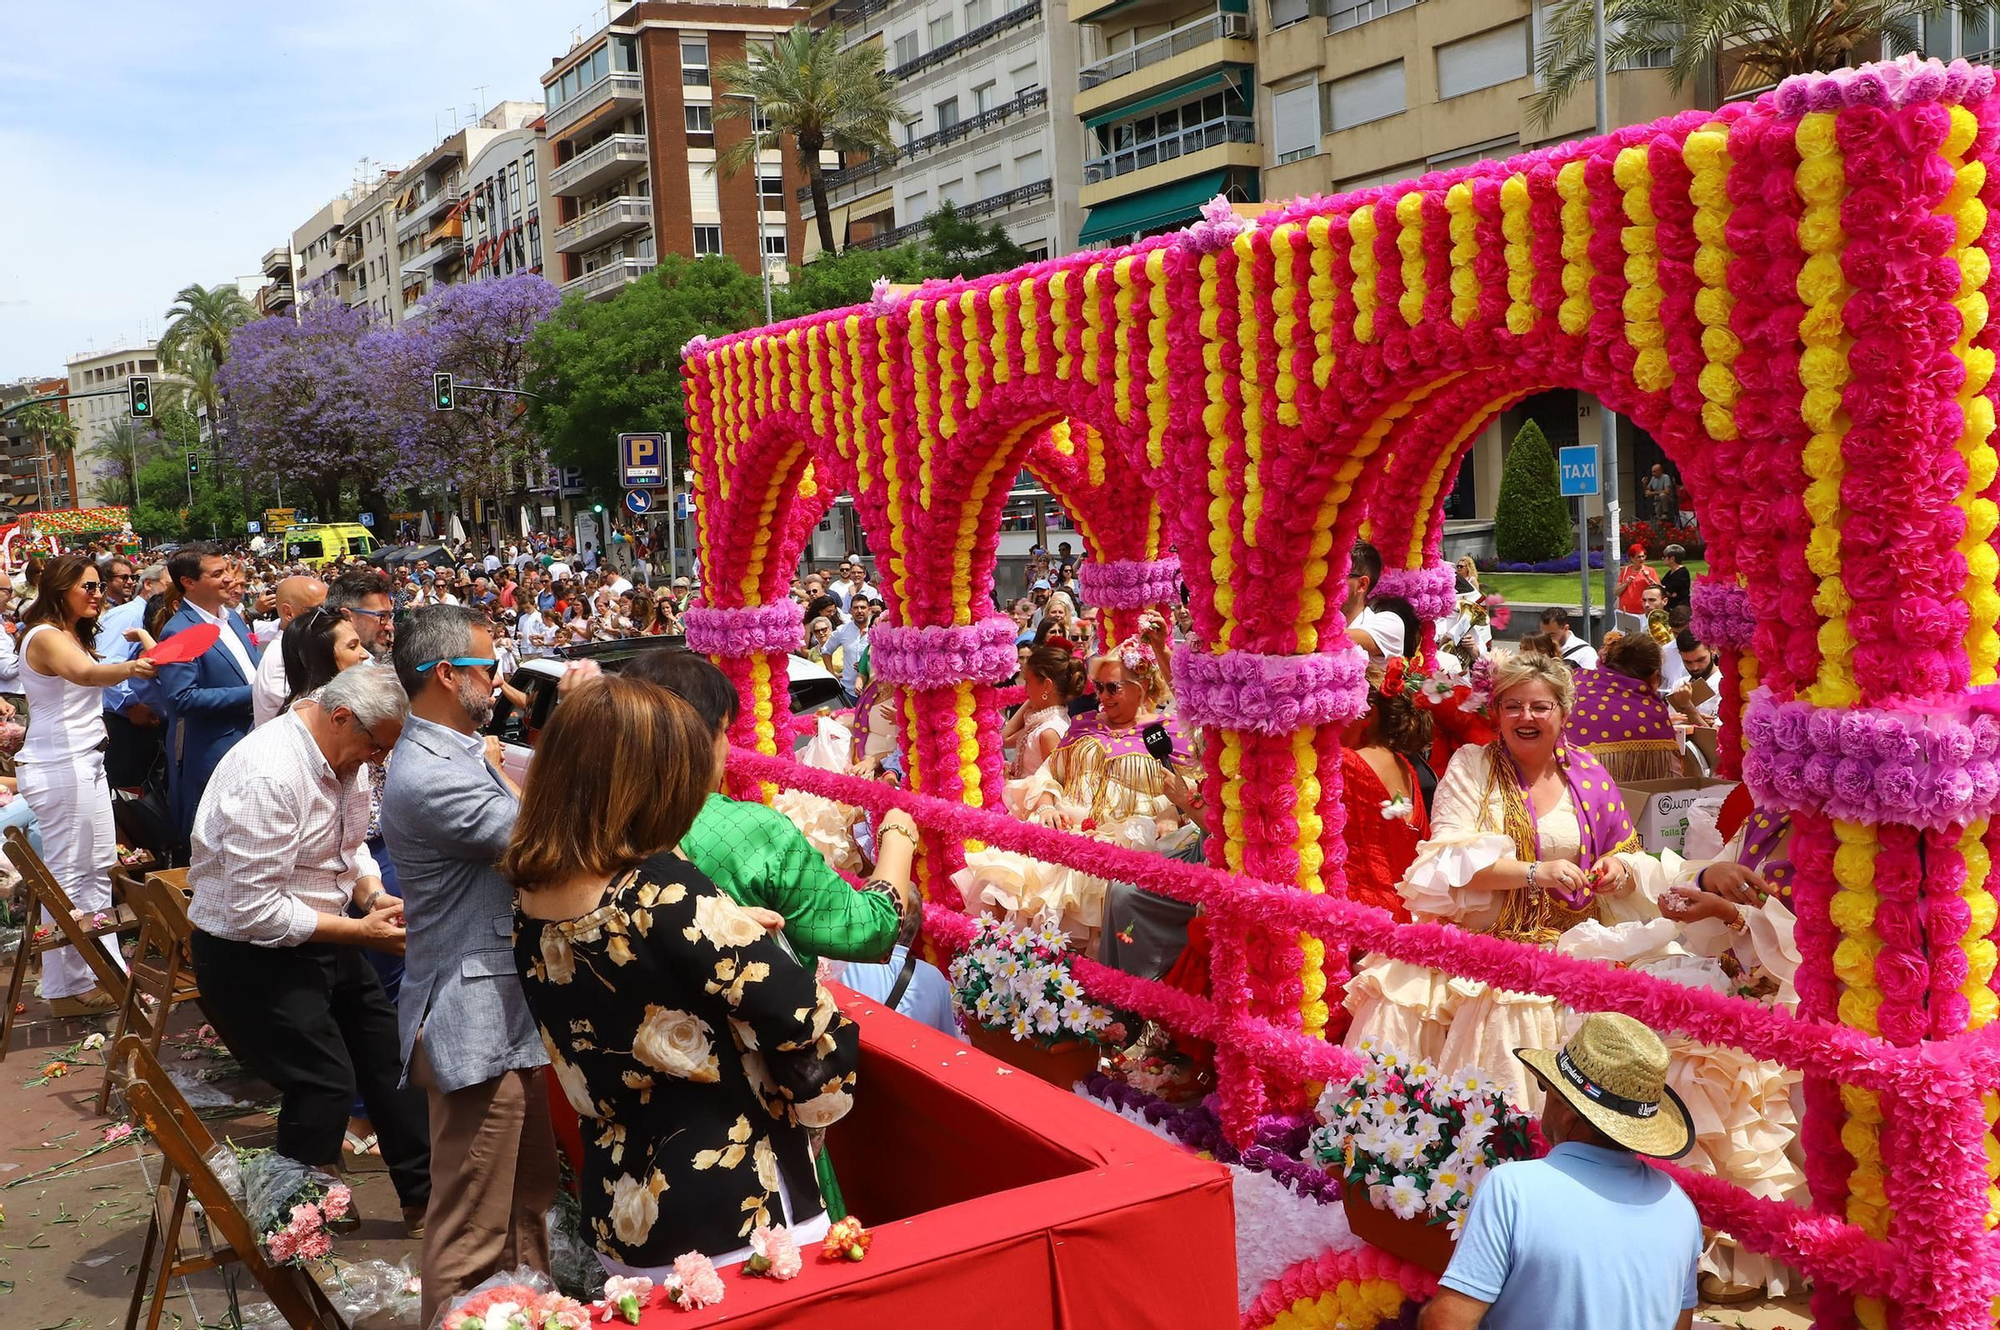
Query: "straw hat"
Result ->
[[1516, 1013, 1694, 1159]]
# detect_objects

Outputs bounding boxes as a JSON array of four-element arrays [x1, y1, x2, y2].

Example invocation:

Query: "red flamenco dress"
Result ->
[[1336, 747, 1430, 922]]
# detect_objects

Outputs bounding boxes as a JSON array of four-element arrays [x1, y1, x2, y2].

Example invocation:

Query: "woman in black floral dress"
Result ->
[[502, 676, 859, 1273]]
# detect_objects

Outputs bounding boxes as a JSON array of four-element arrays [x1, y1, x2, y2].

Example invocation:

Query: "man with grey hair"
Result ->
[[185, 664, 431, 1234], [380, 605, 551, 1323]]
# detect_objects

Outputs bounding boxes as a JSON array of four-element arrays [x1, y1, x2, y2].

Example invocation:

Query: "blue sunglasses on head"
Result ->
[[414, 656, 497, 673]]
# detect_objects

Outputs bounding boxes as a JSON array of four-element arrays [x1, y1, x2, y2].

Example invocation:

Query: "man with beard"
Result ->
[[329, 568, 398, 664], [379, 606, 553, 1325]]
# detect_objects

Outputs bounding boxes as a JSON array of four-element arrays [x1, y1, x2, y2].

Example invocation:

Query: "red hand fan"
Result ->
[[143, 623, 222, 665]]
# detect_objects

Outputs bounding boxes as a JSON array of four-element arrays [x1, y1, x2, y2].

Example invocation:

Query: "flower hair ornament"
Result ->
[[1115, 635, 1161, 679]]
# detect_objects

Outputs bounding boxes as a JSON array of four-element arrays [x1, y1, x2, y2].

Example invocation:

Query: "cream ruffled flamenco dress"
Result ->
[[1555, 882, 1806, 1297], [769, 716, 866, 877], [1342, 744, 1660, 1111]]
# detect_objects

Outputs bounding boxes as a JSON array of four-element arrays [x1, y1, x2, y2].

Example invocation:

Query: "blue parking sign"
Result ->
[[619, 432, 666, 488], [1558, 446, 1599, 497]]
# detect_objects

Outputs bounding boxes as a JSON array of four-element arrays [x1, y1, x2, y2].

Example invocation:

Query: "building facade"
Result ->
[[342, 171, 406, 325], [293, 196, 354, 310], [65, 345, 187, 505], [258, 245, 296, 318], [0, 378, 75, 514], [803, 0, 1080, 259], [1070, 0, 1257, 246], [463, 124, 551, 284], [392, 101, 545, 321], [540, 1, 810, 302]]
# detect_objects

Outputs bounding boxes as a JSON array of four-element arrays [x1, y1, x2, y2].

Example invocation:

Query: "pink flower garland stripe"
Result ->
[[868, 617, 1019, 688], [683, 603, 804, 657], [1240, 1247, 1439, 1329], [727, 747, 1991, 1097], [1772, 55, 1996, 118], [1077, 555, 1182, 610], [1739, 686, 2000, 830], [1689, 577, 1755, 651], [1171, 644, 1371, 736], [1373, 562, 1458, 621]]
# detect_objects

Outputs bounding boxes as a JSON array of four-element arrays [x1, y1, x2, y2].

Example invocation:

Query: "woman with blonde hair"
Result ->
[[506, 676, 857, 1273], [1343, 652, 1649, 1108]]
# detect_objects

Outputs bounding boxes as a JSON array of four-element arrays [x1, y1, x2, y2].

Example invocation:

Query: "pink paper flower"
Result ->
[[667, 1252, 724, 1309], [746, 1224, 802, 1280], [320, 1186, 351, 1221], [265, 1228, 297, 1262], [102, 1123, 134, 1145]]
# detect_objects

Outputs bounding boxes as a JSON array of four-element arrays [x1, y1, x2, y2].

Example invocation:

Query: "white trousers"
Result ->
[[18, 749, 121, 1000]]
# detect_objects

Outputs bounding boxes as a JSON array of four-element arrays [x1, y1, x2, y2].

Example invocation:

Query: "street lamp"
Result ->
[[723, 91, 777, 327]]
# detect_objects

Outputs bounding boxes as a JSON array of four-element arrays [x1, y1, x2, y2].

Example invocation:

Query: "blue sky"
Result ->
[[0, 1, 605, 381]]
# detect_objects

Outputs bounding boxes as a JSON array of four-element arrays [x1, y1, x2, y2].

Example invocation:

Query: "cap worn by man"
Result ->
[[1418, 1013, 1701, 1330]]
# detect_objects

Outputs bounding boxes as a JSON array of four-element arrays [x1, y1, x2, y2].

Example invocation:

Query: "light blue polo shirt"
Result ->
[[1439, 1142, 1700, 1329]]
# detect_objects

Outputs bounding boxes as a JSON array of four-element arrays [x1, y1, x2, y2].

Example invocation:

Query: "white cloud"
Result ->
[[0, 0, 596, 379]]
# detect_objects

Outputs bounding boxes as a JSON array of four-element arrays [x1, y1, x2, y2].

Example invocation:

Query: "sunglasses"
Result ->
[[78, 580, 103, 592], [1092, 680, 1129, 697], [415, 656, 497, 674]]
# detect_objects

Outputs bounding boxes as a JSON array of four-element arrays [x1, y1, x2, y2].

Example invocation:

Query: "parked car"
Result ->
[[486, 635, 841, 785]]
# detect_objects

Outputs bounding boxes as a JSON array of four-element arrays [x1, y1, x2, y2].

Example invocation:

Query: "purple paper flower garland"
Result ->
[[1078, 556, 1183, 611], [1690, 577, 1755, 651], [684, 603, 804, 657], [1172, 644, 1371, 736], [868, 617, 1020, 688], [1373, 564, 1458, 622]]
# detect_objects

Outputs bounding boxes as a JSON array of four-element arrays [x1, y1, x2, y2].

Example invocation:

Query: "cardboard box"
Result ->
[[1618, 777, 1737, 857]]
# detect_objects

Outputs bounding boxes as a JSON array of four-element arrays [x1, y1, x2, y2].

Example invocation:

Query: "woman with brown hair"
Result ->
[[504, 676, 858, 1274], [18, 554, 158, 1014], [998, 639, 1089, 787], [1568, 631, 1683, 782]]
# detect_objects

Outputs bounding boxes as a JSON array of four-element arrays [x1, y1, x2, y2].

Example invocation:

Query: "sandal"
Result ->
[[343, 1130, 380, 1158]]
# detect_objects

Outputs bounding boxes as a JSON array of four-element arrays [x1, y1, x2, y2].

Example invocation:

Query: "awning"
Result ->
[[803, 203, 851, 260], [1082, 66, 1251, 128], [1078, 169, 1230, 246]]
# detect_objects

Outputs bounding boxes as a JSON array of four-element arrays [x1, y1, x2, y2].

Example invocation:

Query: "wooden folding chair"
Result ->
[[97, 869, 203, 1114], [1, 826, 142, 1063], [115, 1034, 349, 1330]]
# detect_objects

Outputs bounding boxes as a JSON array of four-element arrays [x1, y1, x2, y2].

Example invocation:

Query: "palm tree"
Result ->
[[160, 282, 254, 425], [14, 401, 79, 510], [713, 25, 902, 258], [1529, 0, 1933, 131]]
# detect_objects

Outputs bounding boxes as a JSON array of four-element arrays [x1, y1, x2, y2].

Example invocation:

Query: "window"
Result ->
[[1014, 148, 1044, 183], [762, 229, 788, 260], [1327, 59, 1404, 129], [693, 225, 723, 256], [759, 171, 786, 211], [685, 103, 714, 137], [936, 96, 960, 130], [964, 0, 989, 30], [1435, 20, 1528, 99], [524, 152, 536, 192], [688, 165, 720, 219], [939, 177, 964, 207], [1271, 77, 1320, 164], [1328, 0, 1417, 33], [530, 219, 543, 268], [682, 39, 710, 85], [905, 117, 922, 146], [1011, 60, 1038, 94], [974, 164, 1003, 198], [753, 105, 774, 134], [928, 15, 954, 46], [894, 32, 919, 65], [906, 189, 929, 217], [973, 79, 996, 113], [1269, 0, 1310, 29], [614, 35, 638, 71]]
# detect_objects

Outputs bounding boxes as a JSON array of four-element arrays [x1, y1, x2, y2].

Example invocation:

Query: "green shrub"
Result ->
[[1493, 419, 1576, 564]]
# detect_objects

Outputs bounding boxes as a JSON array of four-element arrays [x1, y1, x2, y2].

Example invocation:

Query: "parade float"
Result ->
[[0, 507, 136, 574], [678, 56, 2000, 1328]]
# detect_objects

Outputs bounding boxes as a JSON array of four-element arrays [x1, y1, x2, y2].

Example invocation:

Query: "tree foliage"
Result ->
[[525, 256, 768, 494], [712, 24, 901, 257], [1529, 0, 1930, 129], [1494, 419, 1576, 563], [917, 201, 1030, 280]]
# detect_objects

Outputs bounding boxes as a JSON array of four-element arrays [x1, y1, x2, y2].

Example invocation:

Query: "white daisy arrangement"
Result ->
[[948, 916, 1128, 1048], [1308, 1041, 1538, 1235]]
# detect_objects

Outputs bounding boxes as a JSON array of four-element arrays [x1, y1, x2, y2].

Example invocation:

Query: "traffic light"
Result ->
[[592, 503, 604, 514], [432, 372, 455, 412], [128, 375, 152, 419], [187, 452, 199, 476]]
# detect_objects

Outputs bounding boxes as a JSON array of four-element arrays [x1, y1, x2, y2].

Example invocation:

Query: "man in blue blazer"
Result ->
[[156, 543, 261, 854]]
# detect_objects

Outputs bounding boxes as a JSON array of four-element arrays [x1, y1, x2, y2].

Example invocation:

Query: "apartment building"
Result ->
[[258, 245, 296, 318], [293, 196, 353, 310], [463, 123, 552, 284], [540, 1, 809, 302], [394, 101, 545, 320], [804, 0, 1080, 258], [1066, 0, 1257, 247], [343, 170, 406, 324], [0, 378, 73, 512], [65, 345, 188, 503]]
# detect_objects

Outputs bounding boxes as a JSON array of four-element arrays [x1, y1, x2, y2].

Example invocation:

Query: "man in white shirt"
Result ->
[[185, 665, 430, 1232], [251, 576, 330, 727], [1538, 608, 1599, 671], [1670, 632, 1722, 727], [1341, 541, 1407, 662]]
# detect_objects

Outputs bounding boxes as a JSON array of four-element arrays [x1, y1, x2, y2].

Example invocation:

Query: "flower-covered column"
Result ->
[[1078, 555, 1181, 649], [683, 604, 807, 778], [1689, 576, 1756, 779]]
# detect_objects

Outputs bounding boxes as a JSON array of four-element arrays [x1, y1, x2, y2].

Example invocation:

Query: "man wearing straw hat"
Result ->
[[1419, 1013, 1703, 1330]]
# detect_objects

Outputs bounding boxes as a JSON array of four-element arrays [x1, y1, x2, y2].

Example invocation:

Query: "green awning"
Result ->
[[1078, 170, 1230, 246], [1082, 65, 1252, 129]]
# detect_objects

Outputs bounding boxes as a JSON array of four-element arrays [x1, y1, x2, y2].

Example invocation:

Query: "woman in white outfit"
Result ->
[[18, 555, 157, 1015]]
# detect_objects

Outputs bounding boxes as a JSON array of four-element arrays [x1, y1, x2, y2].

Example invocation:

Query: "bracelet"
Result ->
[[877, 822, 921, 849], [358, 890, 384, 914], [1525, 861, 1538, 891]]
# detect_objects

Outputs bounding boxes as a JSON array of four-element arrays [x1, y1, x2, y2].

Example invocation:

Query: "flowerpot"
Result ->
[[1341, 1185, 1457, 1276], [967, 1023, 1101, 1088]]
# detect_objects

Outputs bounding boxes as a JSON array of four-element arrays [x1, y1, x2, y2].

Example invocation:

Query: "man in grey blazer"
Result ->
[[380, 605, 555, 1327]]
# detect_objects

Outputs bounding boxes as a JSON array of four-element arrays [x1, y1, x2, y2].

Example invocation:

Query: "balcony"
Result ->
[[553, 196, 654, 254], [260, 281, 295, 312], [547, 69, 646, 140], [1083, 114, 1255, 185], [887, 1, 1042, 80], [825, 0, 891, 28], [396, 189, 457, 243], [551, 134, 650, 197], [851, 179, 1052, 251], [261, 246, 291, 277], [1079, 12, 1251, 90], [561, 255, 656, 301], [342, 233, 364, 264], [401, 235, 464, 277]]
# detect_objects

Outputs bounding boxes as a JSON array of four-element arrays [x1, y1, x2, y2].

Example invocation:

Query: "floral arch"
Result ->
[[686, 58, 2000, 1329]]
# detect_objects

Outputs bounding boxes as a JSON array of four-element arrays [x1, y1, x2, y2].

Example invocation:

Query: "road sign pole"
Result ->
[[1577, 498, 1593, 648]]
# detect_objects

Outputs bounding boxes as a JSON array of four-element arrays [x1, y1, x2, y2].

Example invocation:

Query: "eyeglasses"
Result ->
[[77, 580, 102, 592], [1092, 680, 1128, 697], [345, 606, 394, 621], [414, 656, 497, 674], [1498, 701, 1560, 719], [353, 718, 394, 762]]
